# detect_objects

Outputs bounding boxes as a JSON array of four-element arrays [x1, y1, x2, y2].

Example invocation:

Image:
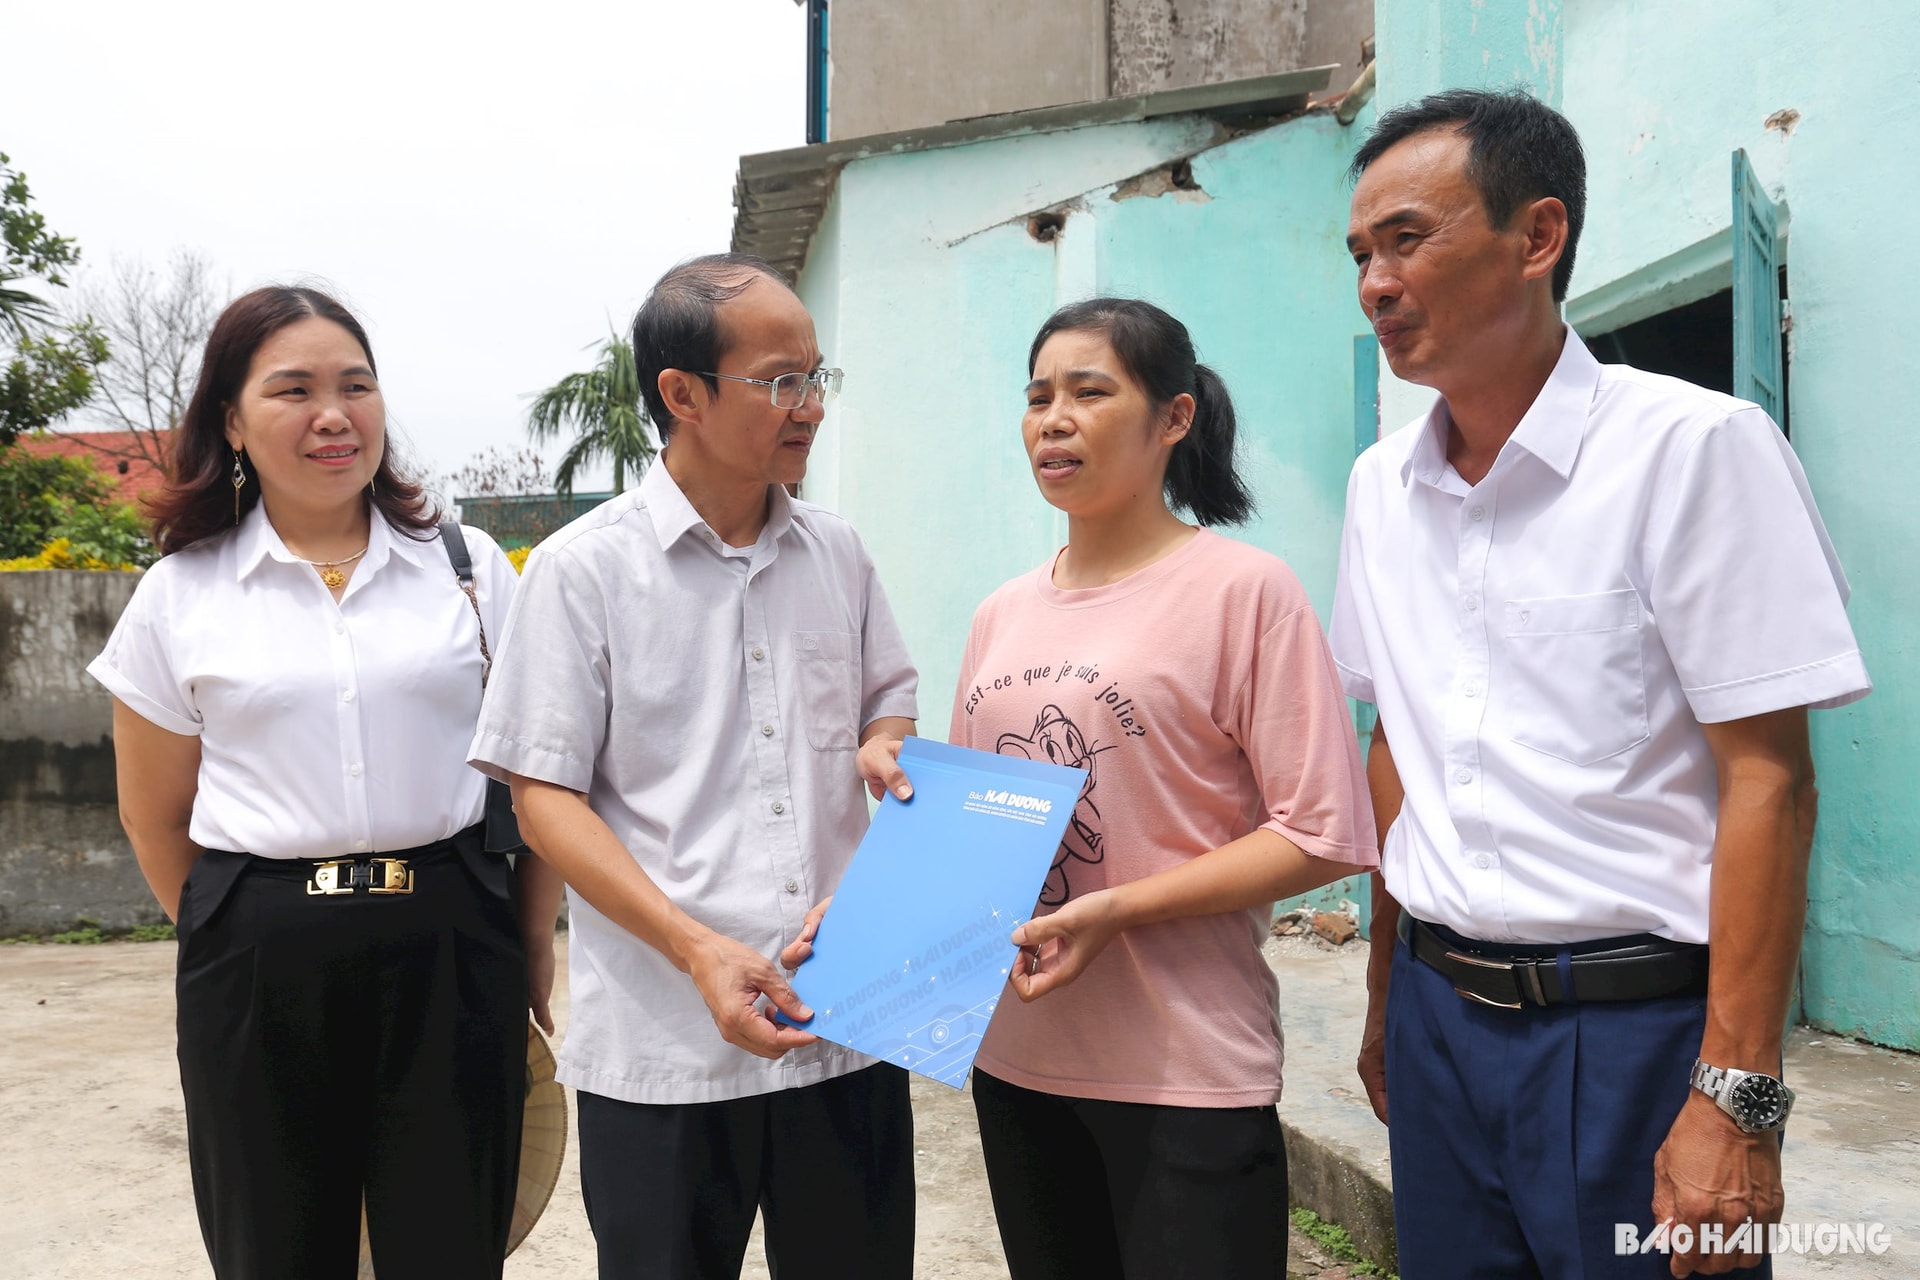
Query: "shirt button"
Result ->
[[1463, 682, 1481, 698], [752, 646, 765, 661], [1519, 611, 1532, 625], [1474, 853, 1493, 870], [761, 724, 775, 737], [784, 879, 800, 894], [1463, 598, 1479, 613], [1455, 768, 1473, 784], [333, 623, 345, 635], [348, 764, 362, 777], [1469, 506, 1486, 522], [772, 800, 785, 815], [354, 839, 369, 852], [342, 689, 355, 702]]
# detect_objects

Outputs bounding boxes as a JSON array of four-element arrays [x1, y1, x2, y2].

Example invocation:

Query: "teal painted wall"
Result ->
[[798, 110, 1369, 741], [1377, 0, 1563, 106], [1373, 0, 1920, 1048]]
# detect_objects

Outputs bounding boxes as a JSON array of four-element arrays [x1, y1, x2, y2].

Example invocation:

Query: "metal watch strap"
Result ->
[[1692, 1057, 1728, 1099], [1691, 1057, 1792, 1133]]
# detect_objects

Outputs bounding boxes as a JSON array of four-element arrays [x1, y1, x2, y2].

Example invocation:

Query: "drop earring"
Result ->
[[231, 449, 246, 524]]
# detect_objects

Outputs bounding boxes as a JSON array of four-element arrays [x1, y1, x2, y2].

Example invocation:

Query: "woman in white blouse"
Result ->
[[89, 286, 551, 1280]]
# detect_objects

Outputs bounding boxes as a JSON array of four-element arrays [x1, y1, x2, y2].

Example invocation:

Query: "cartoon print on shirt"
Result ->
[[996, 704, 1112, 906]]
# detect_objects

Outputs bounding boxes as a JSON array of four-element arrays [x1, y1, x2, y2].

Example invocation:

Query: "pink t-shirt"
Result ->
[[949, 529, 1378, 1107]]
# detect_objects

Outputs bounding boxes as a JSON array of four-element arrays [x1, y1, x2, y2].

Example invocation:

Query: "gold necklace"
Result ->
[[287, 544, 369, 589]]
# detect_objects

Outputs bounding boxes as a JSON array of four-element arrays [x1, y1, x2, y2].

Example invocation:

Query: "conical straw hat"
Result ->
[[356, 1020, 568, 1275], [511, 1019, 568, 1254]]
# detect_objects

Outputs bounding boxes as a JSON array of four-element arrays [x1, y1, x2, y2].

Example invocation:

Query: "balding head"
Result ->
[[632, 253, 794, 439]]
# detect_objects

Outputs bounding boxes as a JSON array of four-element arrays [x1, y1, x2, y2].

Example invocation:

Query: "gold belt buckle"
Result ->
[[367, 858, 413, 895], [306, 860, 351, 896], [304, 857, 413, 896]]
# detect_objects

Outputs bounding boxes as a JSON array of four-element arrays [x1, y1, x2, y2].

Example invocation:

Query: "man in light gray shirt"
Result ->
[[471, 253, 919, 1280]]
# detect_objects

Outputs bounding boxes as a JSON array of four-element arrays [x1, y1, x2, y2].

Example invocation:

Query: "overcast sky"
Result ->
[[2, 0, 809, 490]]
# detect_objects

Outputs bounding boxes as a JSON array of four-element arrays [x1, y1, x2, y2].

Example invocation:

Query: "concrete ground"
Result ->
[[1268, 936, 1920, 1278], [19, 936, 1906, 1277], [0, 942, 1360, 1279]]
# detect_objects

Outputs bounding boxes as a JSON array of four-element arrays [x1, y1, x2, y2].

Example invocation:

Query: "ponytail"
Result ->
[[1027, 297, 1257, 527], [1168, 363, 1254, 526]]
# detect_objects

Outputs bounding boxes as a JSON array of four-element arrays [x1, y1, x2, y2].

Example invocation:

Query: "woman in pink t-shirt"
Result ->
[[953, 298, 1379, 1279]]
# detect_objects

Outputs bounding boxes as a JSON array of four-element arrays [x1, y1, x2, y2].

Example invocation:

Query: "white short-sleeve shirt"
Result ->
[[468, 458, 919, 1105], [1329, 330, 1870, 944], [87, 506, 518, 858]]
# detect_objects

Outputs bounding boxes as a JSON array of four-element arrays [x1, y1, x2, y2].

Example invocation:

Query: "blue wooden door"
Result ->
[[1732, 149, 1785, 422]]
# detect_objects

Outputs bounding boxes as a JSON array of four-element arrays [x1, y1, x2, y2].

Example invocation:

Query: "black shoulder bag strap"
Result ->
[[440, 520, 524, 854]]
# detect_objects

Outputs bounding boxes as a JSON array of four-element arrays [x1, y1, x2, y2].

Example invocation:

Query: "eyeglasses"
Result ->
[[699, 367, 845, 409]]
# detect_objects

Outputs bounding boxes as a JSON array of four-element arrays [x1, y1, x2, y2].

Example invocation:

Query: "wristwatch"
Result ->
[[1691, 1058, 1795, 1133]]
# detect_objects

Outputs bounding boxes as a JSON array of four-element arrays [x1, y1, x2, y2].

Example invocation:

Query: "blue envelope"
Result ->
[[782, 735, 1087, 1088]]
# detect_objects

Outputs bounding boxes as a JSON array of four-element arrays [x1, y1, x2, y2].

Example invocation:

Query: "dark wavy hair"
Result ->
[[1028, 297, 1255, 527], [147, 286, 437, 554]]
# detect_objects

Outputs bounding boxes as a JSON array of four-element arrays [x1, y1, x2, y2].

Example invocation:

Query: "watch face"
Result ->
[[1728, 1074, 1791, 1129]]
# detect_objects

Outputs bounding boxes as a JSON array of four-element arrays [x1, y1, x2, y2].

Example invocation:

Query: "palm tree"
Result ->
[[525, 334, 656, 497]]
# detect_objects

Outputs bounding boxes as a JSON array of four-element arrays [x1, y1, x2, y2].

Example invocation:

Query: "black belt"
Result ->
[[1397, 912, 1709, 1009]]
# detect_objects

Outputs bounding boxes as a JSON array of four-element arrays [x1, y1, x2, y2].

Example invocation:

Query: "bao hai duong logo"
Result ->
[[962, 788, 1055, 826]]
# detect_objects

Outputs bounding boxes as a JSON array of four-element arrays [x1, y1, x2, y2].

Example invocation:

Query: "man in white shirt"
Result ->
[[1333, 91, 1869, 1278], [470, 254, 919, 1280]]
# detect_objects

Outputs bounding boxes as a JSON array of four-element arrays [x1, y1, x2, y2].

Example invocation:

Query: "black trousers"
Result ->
[[175, 828, 528, 1280], [972, 1068, 1290, 1280], [576, 1064, 915, 1280]]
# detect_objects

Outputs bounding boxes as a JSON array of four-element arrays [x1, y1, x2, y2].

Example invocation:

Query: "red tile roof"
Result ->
[[18, 431, 173, 503]]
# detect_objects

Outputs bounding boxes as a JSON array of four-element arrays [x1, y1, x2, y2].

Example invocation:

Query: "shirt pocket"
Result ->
[[793, 629, 861, 751], [1501, 590, 1649, 766]]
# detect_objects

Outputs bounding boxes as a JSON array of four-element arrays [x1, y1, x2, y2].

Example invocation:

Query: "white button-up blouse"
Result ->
[[1331, 332, 1870, 945], [88, 505, 518, 859]]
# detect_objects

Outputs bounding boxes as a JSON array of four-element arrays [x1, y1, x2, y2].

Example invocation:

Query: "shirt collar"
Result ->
[[233, 501, 419, 583], [640, 452, 795, 553], [232, 502, 281, 581], [1400, 327, 1601, 488]]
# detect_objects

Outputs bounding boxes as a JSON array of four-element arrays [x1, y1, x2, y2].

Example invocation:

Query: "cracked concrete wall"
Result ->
[[1107, 0, 1327, 97], [1300, 0, 1375, 103], [827, 0, 1107, 140], [0, 572, 156, 933], [825, 1, 1372, 142]]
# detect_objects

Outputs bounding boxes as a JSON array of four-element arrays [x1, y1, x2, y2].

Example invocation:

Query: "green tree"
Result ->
[[0, 448, 109, 558], [2, 152, 106, 445], [45, 495, 157, 567], [525, 335, 656, 497]]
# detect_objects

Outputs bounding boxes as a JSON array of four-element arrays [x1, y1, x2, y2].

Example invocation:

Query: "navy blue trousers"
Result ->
[[1386, 930, 1771, 1279]]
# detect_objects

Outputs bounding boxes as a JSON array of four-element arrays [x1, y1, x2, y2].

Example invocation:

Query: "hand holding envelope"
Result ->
[[776, 736, 1088, 1088]]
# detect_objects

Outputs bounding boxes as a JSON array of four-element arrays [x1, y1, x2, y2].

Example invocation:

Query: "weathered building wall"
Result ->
[[1108, 0, 1307, 96], [0, 571, 155, 934], [825, 1, 1374, 141], [1372, 0, 1920, 1048], [827, 0, 1107, 140]]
